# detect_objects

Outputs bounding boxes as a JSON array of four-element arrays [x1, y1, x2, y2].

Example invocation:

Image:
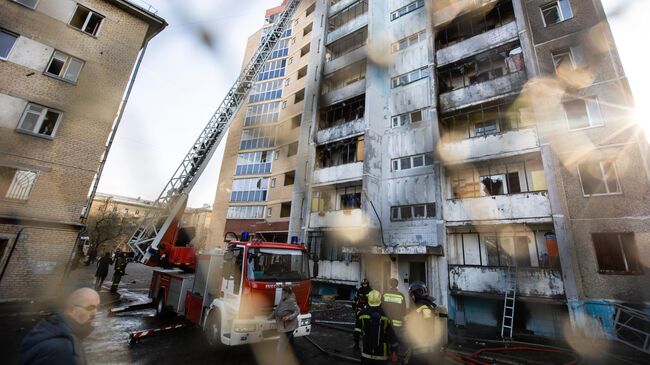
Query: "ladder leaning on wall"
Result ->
[[501, 265, 517, 339]]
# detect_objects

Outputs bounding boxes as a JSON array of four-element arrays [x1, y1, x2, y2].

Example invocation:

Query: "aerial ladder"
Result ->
[[125, 0, 301, 267]]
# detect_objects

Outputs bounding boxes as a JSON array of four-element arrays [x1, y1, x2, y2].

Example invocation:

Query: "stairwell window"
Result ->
[[390, 203, 435, 221], [0, 29, 18, 60], [0, 167, 37, 200], [578, 159, 621, 196], [391, 67, 429, 88], [69, 5, 104, 36], [540, 0, 573, 27], [391, 30, 426, 53], [390, 0, 424, 21], [45, 51, 84, 83], [17, 103, 62, 138], [391, 153, 434, 171], [391, 109, 423, 128], [564, 98, 604, 130], [592, 233, 641, 274]]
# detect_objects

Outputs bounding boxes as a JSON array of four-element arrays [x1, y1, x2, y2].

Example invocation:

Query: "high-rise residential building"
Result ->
[[0, 0, 166, 301], [210, 0, 649, 342]]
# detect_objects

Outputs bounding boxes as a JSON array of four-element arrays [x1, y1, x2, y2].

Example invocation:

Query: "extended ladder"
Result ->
[[126, 0, 302, 262], [501, 266, 517, 339]]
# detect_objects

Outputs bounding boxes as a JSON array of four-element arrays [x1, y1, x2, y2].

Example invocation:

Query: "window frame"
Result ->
[[68, 4, 105, 37], [391, 152, 434, 171], [592, 233, 642, 275], [551, 47, 576, 72], [563, 97, 605, 130], [540, 0, 573, 27], [391, 29, 426, 53], [391, 66, 429, 88], [0, 28, 19, 61], [390, 0, 425, 21], [390, 203, 435, 221], [577, 159, 622, 197], [44, 50, 84, 83], [391, 109, 424, 128], [0, 167, 38, 201], [16, 103, 63, 139], [12, 0, 39, 9]]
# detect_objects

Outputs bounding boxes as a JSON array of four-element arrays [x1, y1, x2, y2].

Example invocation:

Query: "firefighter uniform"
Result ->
[[354, 290, 398, 364], [404, 282, 443, 365], [382, 279, 406, 328]]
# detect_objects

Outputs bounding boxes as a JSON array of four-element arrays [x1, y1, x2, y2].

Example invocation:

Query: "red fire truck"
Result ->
[[147, 239, 312, 347]]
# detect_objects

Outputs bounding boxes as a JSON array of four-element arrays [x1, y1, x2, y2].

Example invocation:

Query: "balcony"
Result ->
[[439, 128, 540, 163], [325, 44, 367, 75], [329, 0, 359, 16], [448, 265, 565, 299], [439, 70, 527, 112], [437, 21, 518, 66], [312, 162, 363, 185], [316, 117, 365, 145], [310, 258, 361, 284], [309, 208, 364, 228], [445, 191, 551, 224], [327, 12, 368, 44]]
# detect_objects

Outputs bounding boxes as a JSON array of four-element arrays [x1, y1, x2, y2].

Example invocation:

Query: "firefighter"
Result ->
[[354, 290, 398, 365], [404, 281, 442, 365], [110, 252, 128, 293], [353, 278, 372, 351], [382, 278, 406, 329]]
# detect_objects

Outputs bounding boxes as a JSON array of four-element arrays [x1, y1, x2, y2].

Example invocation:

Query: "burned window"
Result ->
[[390, 203, 435, 221], [340, 192, 361, 209], [563, 98, 604, 129], [449, 158, 546, 198], [592, 233, 641, 274], [578, 159, 620, 196], [316, 136, 363, 168], [540, 0, 573, 27], [436, 1, 515, 49], [312, 185, 362, 212], [391, 109, 423, 128], [319, 94, 365, 129], [326, 27, 367, 60], [69, 5, 104, 36], [328, 0, 368, 32], [391, 152, 434, 171]]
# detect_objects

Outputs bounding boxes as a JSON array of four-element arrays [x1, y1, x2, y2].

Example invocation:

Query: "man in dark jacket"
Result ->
[[94, 252, 112, 291], [404, 282, 439, 365], [354, 290, 398, 364], [19, 288, 100, 365], [110, 252, 128, 293]]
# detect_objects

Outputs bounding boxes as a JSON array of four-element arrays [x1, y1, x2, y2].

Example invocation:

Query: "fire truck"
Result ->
[[119, 0, 312, 347]]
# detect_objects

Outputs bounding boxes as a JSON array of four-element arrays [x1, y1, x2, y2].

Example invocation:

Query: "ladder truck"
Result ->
[[121, 0, 312, 347]]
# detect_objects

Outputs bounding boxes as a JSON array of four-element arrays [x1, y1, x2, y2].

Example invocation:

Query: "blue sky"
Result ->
[[97, 0, 650, 208]]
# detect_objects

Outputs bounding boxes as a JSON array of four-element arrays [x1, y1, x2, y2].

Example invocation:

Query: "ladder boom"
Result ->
[[126, 0, 301, 263]]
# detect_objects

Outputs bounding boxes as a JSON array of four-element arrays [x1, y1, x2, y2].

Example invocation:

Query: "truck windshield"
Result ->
[[247, 248, 309, 282]]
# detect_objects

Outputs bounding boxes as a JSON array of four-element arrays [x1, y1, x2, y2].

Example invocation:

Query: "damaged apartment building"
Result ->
[[209, 0, 650, 346]]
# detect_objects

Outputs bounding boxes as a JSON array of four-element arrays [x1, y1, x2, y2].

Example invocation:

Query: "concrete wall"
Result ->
[[321, 78, 366, 106], [439, 70, 527, 112], [315, 117, 365, 144], [311, 259, 360, 284], [312, 161, 363, 185], [436, 21, 518, 66], [438, 127, 539, 164], [449, 265, 565, 298], [445, 192, 552, 224], [308, 208, 365, 229]]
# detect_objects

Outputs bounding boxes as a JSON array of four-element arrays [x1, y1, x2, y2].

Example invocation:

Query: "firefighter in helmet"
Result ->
[[404, 281, 442, 365], [382, 278, 406, 329], [354, 290, 398, 364]]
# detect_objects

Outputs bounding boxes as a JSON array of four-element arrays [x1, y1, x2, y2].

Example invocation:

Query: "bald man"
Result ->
[[19, 288, 100, 365]]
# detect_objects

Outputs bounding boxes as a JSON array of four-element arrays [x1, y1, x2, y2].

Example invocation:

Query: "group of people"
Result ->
[[353, 278, 444, 365], [93, 251, 128, 293]]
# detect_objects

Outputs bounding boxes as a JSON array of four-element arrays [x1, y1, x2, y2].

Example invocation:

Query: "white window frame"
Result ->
[[390, 203, 435, 221], [0, 29, 19, 60], [17, 103, 63, 138], [551, 48, 575, 71], [267, 207, 273, 217], [44, 50, 84, 83], [577, 159, 622, 197], [69, 5, 105, 36], [391, 152, 434, 171], [391, 67, 429, 88], [564, 97, 605, 130], [1, 168, 38, 200], [391, 109, 423, 128], [391, 29, 426, 53], [390, 0, 425, 21], [540, 0, 573, 27], [12, 0, 39, 9]]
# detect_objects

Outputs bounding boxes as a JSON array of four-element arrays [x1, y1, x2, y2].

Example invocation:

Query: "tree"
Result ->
[[87, 197, 136, 254]]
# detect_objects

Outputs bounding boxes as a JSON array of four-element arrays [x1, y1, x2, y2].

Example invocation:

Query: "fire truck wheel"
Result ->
[[205, 310, 224, 349], [156, 292, 171, 317]]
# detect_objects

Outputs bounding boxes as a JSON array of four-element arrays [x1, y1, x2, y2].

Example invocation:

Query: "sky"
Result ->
[[97, 0, 650, 208]]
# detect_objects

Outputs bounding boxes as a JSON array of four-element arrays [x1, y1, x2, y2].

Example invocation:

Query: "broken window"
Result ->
[[319, 94, 365, 129], [390, 0, 424, 21], [69, 5, 104, 36], [437, 43, 524, 93], [226, 205, 265, 219], [316, 136, 363, 168], [0, 167, 37, 200], [592, 233, 641, 274], [17, 103, 62, 138], [390, 203, 435, 221], [540, 0, 573, 27], [448, 231, 543, 267], [0, 29, 18, 60], [326, 27, 367, 60], [563, 98, 604, 129], [322, 61, 366, 93], [235, 151, 273, 175], [284, 170, 295, 186], [280, 202, 292, 218], [441, 98, 532, 140], [436, 0, 515, 49], [578, 159, 621, 195], [45, 50, 84, 83], [449, 157, 546, 198], [391, 109, 423, 128], [391, 152, 434, 171]]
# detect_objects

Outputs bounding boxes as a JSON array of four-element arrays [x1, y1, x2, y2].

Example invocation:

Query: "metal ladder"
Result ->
[[613, 303, 650, 354], [501, 266, 517, 339], [126, 0, 302, 262]]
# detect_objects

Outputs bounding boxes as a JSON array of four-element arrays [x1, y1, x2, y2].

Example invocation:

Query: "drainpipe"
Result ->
[[63, 43, 151, 279]]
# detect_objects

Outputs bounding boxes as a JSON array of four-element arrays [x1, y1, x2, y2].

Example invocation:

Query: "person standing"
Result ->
[[353, 278, 373, 351], [19, 288, 100, 365], [354, 290, 398, 365], [110, 252, 127, 293], [271, 285, 301, 363], [94, 252, 112, 291], [404, 281, 440, 365], [383, 278, 406, 329]]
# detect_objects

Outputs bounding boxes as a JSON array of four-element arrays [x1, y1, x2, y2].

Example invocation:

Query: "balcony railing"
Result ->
[[448, 265, 565, 298]]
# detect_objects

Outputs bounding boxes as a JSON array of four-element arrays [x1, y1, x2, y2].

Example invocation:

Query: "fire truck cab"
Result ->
[[149, 240, 312, 347]]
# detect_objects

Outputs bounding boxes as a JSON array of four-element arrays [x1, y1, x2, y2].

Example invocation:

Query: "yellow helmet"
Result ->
[[367, 290, 382, 307]]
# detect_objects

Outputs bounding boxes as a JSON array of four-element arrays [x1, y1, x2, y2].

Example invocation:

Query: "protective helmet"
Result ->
[[367, 290, 382, 307], [408, 281, 428, 298], [389, 278, 399, 288]]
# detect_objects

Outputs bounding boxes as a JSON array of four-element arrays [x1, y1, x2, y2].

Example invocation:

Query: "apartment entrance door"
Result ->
[[409, 261, 426, 285]]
